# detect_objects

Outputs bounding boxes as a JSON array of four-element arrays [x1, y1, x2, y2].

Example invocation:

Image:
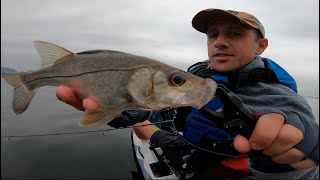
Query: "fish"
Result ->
[[1, 41, 217, 126]]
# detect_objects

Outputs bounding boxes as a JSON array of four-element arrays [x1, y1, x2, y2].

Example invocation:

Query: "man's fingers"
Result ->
[[56, 85, 85, 111], [249, 113, 285, 150], [83, 98, 98, 111], [289, 158, 317, 170], [233, 135, 251, 153], [263, 124, 303, 157], [272, 148, 305, 164]]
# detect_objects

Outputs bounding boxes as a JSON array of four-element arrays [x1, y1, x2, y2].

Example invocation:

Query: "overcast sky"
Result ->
[[1, 0, 319, 96]]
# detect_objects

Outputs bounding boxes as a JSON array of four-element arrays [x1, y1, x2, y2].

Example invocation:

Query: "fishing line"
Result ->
[[0, 120, 174, 140]]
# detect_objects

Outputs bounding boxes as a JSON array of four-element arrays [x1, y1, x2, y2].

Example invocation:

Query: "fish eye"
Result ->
[[169, 73, 185, 87]]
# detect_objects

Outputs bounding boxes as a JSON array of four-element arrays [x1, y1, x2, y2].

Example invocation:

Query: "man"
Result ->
[[56, 8, 319, 179]]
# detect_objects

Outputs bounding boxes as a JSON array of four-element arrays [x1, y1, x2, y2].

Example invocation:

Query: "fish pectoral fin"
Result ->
[[79, 108, 123, 127], [33, 41, 74, 68]]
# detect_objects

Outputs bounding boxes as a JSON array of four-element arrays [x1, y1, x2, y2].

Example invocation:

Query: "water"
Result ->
[[1, 79, 141, 179], [1, 132, 138, 179], [1, 75, 319, 179]]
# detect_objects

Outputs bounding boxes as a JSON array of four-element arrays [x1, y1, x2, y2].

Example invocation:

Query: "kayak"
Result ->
[[131, 129, 179, 180]]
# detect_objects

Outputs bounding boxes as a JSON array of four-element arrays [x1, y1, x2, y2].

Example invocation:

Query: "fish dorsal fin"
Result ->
[[33, 41, 74, 68]]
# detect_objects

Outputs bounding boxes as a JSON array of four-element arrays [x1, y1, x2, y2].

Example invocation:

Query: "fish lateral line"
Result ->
[[23, 66, 151, 84]]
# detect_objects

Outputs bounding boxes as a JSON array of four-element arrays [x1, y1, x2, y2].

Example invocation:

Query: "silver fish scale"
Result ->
[[26, 50, 171, 82], [72, 70, 136, 108]]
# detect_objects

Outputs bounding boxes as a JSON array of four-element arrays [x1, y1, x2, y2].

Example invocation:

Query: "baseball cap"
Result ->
[[192, 8, 265, 38]]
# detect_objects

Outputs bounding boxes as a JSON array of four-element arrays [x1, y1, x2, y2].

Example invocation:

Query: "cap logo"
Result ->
[[227, 10, 239, 15], [243, 17, 255, 24]]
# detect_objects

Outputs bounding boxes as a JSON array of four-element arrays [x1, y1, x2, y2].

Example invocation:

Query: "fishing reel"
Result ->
[[205, 84, 257, 138]]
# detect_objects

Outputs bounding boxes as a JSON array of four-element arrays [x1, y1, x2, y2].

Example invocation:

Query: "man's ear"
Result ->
[[255, 38, 268, 55]]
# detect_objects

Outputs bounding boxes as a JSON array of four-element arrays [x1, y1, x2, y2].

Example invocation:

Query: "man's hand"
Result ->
[[233, 113, 317, 170], [56, 85, 146, 128], [56, 85, 98, 111]]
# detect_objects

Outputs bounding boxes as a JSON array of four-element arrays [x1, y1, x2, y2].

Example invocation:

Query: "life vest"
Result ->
[[183, 57, 297, 171]]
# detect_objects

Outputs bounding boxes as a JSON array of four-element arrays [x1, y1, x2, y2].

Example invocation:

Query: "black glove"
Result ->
[[107, 110, 151, 128], [150, 130, 193, 171]]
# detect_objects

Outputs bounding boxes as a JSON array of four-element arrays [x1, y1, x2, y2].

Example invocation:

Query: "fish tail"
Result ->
[[2, 73, 37, 114]]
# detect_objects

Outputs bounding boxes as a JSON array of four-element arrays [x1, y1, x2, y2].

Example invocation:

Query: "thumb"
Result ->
[[234, 135, 251, 153]]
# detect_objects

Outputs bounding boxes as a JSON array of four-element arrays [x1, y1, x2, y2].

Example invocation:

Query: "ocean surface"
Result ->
[[1, 78, 142, 179], [1, 71, 319, 179]]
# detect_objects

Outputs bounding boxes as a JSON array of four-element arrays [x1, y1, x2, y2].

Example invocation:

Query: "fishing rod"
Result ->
[[0, 120, 174, 140]]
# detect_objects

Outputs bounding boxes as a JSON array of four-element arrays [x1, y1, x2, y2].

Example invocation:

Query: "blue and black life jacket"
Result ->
[[183, 57, 297, 150]]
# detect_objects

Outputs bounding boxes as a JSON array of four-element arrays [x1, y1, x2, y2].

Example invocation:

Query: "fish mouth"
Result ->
[[192, 78, 217, 109]]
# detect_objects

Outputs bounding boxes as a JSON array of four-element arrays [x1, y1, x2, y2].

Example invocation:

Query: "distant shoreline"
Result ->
[[1, 67, 17, 73]]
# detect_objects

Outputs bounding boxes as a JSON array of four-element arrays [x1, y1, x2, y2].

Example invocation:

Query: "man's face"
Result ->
[[206, 17, 267, 72]]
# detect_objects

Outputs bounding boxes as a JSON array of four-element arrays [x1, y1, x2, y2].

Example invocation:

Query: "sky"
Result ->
[[1, 0, 319, 97]]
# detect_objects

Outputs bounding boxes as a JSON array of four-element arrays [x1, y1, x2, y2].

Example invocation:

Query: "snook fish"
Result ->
[[2, 41, 217, 126]]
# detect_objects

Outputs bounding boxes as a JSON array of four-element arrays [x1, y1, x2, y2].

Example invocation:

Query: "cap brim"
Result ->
[[192, 9, 241, 33]]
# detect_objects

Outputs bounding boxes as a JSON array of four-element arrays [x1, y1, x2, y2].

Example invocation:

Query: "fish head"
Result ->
[[148, 69, 217, 109]]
